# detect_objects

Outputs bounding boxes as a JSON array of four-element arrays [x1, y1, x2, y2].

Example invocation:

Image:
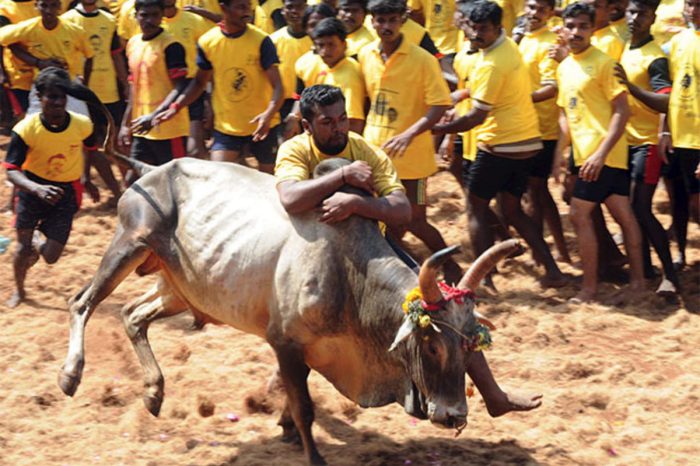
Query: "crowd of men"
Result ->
[[1, 0, 698, 308]]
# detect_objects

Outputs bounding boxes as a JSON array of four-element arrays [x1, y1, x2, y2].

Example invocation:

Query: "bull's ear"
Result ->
[[389, 317, 417, 352]]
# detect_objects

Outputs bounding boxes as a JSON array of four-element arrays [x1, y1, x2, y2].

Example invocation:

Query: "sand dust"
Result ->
[[1, 146, 698, 465]]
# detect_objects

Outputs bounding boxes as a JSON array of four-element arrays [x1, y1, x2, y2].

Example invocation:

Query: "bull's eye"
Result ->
[[427, 340, 439, 357]]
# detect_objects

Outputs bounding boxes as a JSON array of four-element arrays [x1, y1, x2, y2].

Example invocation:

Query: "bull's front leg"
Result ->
[[271, 340, 326, 466]]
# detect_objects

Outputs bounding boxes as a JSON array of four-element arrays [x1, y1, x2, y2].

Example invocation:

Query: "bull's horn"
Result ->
[[458, 239, 524, 291], [419, 245, 460, 304]]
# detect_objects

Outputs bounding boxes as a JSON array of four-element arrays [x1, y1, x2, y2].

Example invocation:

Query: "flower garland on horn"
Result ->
[[401, 282, 493, 352]]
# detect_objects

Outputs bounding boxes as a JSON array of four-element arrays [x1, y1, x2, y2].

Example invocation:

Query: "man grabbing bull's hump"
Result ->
[[274, 84, 543, 418]]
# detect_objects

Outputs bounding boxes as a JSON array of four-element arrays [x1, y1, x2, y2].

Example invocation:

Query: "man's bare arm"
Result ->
[[433, 105, 488, 134], [321, 190, 411, 226]]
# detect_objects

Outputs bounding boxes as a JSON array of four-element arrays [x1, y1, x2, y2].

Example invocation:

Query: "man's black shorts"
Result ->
[[210, 126, 279, 165], [15, 173, 79, 245], [468, 149, 533, 200], [629, 144, 662, 185], [131, 136, 186, 166], [279, 98, 295, 122], [529, 140, 557, 179], [572, 165, 630, 203], [674, 148, 700, 194]]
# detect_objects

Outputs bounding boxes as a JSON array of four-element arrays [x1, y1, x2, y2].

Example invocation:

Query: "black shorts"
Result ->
[[572, 165, 630, 203], [15, 173, 79, 245], [529, 140, 557, 179], [468, 149, 533, 200], [10, 88, 29, 113], [188, 91, 205, 121], [629, 144, 662, 185], [402, 178, 427, 205], [674, 148, 700, 194], [279, 98, 295, 121], [210, 127, 279, 165], [131, 136, 187, 165]]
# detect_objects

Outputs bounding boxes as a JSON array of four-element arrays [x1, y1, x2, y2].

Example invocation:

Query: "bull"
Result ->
[[58, 151, 519, 465]]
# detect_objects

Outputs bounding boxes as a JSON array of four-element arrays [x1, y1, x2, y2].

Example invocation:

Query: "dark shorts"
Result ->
[[674, 148, 700, 194], [629, 144, 662, 185], [572, 165, 630, 203], [401, 178, 427, 206], [15, 174, 79, 245], [279, 98, 295, 121], [468, 149, 533, 200], [10, 88, 29, 113], [131, 136, 187, 165], [529, 140, 557, 179], [211, 127, 279, 165], [188, 91, 205, 121]]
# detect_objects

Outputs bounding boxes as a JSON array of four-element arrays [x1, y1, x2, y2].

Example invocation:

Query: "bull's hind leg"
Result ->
[[121, 278, 188, 416]]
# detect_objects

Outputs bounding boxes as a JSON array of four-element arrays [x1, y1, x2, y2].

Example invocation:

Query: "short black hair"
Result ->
[[367, 0, 406, 16], [302, 3, 336, 29], [468, 1, 502, 26], [628, 0, 660, 11], [35, 67, 71, 96], [338, 0, 368, 11], [300, 84, 345, 121], [531, 0, 556, 10], [135, 0, 164, 10], [562, 1, 595, 23], [457, 0, 475, 18], [311, 17, 348, 40]]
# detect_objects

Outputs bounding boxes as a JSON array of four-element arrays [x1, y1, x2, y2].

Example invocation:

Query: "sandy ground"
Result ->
[[1, 144, 699, 466]]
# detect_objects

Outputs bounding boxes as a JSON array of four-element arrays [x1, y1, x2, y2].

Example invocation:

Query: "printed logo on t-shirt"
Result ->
[[225, 67, 252, 102]]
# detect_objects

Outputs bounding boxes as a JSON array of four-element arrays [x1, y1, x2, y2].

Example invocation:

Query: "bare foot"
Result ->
[[553, 251, 572, 264], [540, 272, 571, 289], [655, 278, 677, 298], [569, 289, 596, 304], [486, 391, 543, 417], [6, 289, 25, 308]]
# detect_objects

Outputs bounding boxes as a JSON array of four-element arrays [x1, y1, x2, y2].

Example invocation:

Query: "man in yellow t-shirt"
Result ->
[[584, 0, 624, 59], [557, 2, 643, 302], [178, 0, 223, 22], [614, 0, 679, 294], [434, 0, 568, 289], [608, 0, 630, 41], [520, 0, 571, 263], [338, 0, 375, 57], [3, 67, 99, 308], [120, 0, 189, 181], [360, 0, 461, 283], [295, 18, 366, 133], [407, 0, 459, 54], [154, 0, 284, 173]]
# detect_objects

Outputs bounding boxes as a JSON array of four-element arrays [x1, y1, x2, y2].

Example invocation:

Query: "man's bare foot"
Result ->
[[540, 272, 571, 288], [673, 255, 685, 272], [569, 289, 596, 304], [6, 289, 25, 308], [486, 391, 543, 418], [553, 251, 572, 264], [655, 278, 677, 298]]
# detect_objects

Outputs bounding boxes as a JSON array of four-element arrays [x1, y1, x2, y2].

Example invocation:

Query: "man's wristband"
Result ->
[[169, 101, 181, 113], [660, 132, 671, 136]]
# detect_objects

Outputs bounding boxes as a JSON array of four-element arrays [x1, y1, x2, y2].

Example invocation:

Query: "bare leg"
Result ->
[[605, 194, 645, 293], [467, 352, 542, 417], [210, 149, 241, 163], [467, 193, 497, 289], [528, 177, 571, 262], [89, 150, 122, 202], [6, 229, 39, 308], [188, 120, 208, 159], [258, 162, 275, 174], [570, 198, 598, 302]]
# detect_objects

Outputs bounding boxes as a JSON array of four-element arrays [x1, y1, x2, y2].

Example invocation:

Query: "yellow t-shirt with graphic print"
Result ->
[[556, 45, 628, 169], [0, 0, 38, 90], [296, 55, 366, 121], [0, 16, 94, 80], [270, 26, 312, 100], [62, 8, 120, 104], [197, 24, 281, 136], [359, 36, 451, 180], [126, 31, 190, 140], [162, 8, 212, 79], [469, 34, 541, 149], [519, 27, 560, 141], [668, 28, 700, 150], [453, 42, 479, 161], [275, 131, 404, 197], [407, 0, 458, 54], [14, 111, 93, 182]]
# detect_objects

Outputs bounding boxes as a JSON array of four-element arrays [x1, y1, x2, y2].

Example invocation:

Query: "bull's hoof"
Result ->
[[58, 371, 81, 397], [143, 394, 163, 417]]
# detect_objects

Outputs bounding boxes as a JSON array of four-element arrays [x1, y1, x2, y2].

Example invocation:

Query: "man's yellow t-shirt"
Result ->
[[470, 33, 542, 151], [117, 0, 138, 40], [176, 0, 222, 21], [162, 8, 212, 78], [495, 0, 524, 36], [358, 36, 451, 180], [61, 7, 121, 104], [591, 25, 624, 60], [275, 131, 404, 197], [668, 28, 700, 150], [127, 30, 190, 140], [296, 55, 366, 120], [453, 41, 479, 161], [620, 38, 672, 146], [407, 0, 458, 54], [13, 111, 93, 182], [0, 0, 38, 90], [346, 25, 374, 58], [519, 27, 560, 141], [270, 26, 312, 100], [253, 0, 282, 34], [197, 24, 281, 136], [0, 16, 94, 79], [556, 45, 628, 169], [609, 17, 630, 43], [651, 0, 685, 45]]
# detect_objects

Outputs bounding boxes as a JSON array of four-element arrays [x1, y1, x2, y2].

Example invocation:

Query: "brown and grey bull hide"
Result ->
[[58, 158, 503, 465]]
